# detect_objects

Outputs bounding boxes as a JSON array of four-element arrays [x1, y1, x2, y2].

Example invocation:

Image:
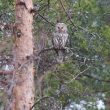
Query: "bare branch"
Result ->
[[37, 12, 55, 26], [0, 70, 13, 75], [65, 66, 91, 84], [84, 74, 110, 83], [30, 96, 54, 110]]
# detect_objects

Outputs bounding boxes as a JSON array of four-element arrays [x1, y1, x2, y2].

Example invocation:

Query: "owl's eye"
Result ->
[[58, 27, 60, 29], [61, 27, 63, 29]]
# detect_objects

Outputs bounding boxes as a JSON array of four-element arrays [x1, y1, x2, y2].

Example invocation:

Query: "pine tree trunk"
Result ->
[[4, 0, 35, 109]]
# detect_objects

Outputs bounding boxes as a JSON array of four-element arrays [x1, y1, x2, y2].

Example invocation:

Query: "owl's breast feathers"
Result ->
[[53, 32, 68, 49]]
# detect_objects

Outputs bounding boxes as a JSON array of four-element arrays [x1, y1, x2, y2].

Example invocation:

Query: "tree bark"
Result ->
[[4, 0, 35, 110]]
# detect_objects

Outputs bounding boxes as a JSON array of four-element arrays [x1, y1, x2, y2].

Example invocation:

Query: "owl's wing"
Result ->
[[62, 33, 68, 47]]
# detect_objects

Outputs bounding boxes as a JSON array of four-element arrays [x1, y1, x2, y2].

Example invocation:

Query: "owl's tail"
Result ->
[[57, 50, 64, 63]]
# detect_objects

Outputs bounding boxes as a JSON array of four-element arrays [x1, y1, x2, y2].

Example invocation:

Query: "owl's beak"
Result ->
[[59, 29, 62, 33]]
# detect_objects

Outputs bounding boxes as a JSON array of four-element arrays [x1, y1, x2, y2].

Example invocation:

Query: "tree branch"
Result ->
[[30, 96, 53, 110], [0, 70, 13, 75], [38, 12, 55, 26], [84, 74, 110, 83], [65, 66, 91, 84]]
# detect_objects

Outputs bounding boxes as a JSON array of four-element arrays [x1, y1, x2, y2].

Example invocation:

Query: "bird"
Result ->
[[52, 23, 68, 63]]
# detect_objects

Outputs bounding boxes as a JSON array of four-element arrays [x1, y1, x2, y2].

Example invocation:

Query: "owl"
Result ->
[[52, 23, 68, 63]]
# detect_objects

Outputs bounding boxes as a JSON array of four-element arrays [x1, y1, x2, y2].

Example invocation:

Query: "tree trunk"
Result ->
[[4, 0, 35, 110]]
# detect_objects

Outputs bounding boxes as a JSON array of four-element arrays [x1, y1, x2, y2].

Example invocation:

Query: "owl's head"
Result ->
[[55, 23, 67, 33]]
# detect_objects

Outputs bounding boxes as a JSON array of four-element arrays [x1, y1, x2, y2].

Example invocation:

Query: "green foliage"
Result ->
[[33, 0, 110, 109]]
